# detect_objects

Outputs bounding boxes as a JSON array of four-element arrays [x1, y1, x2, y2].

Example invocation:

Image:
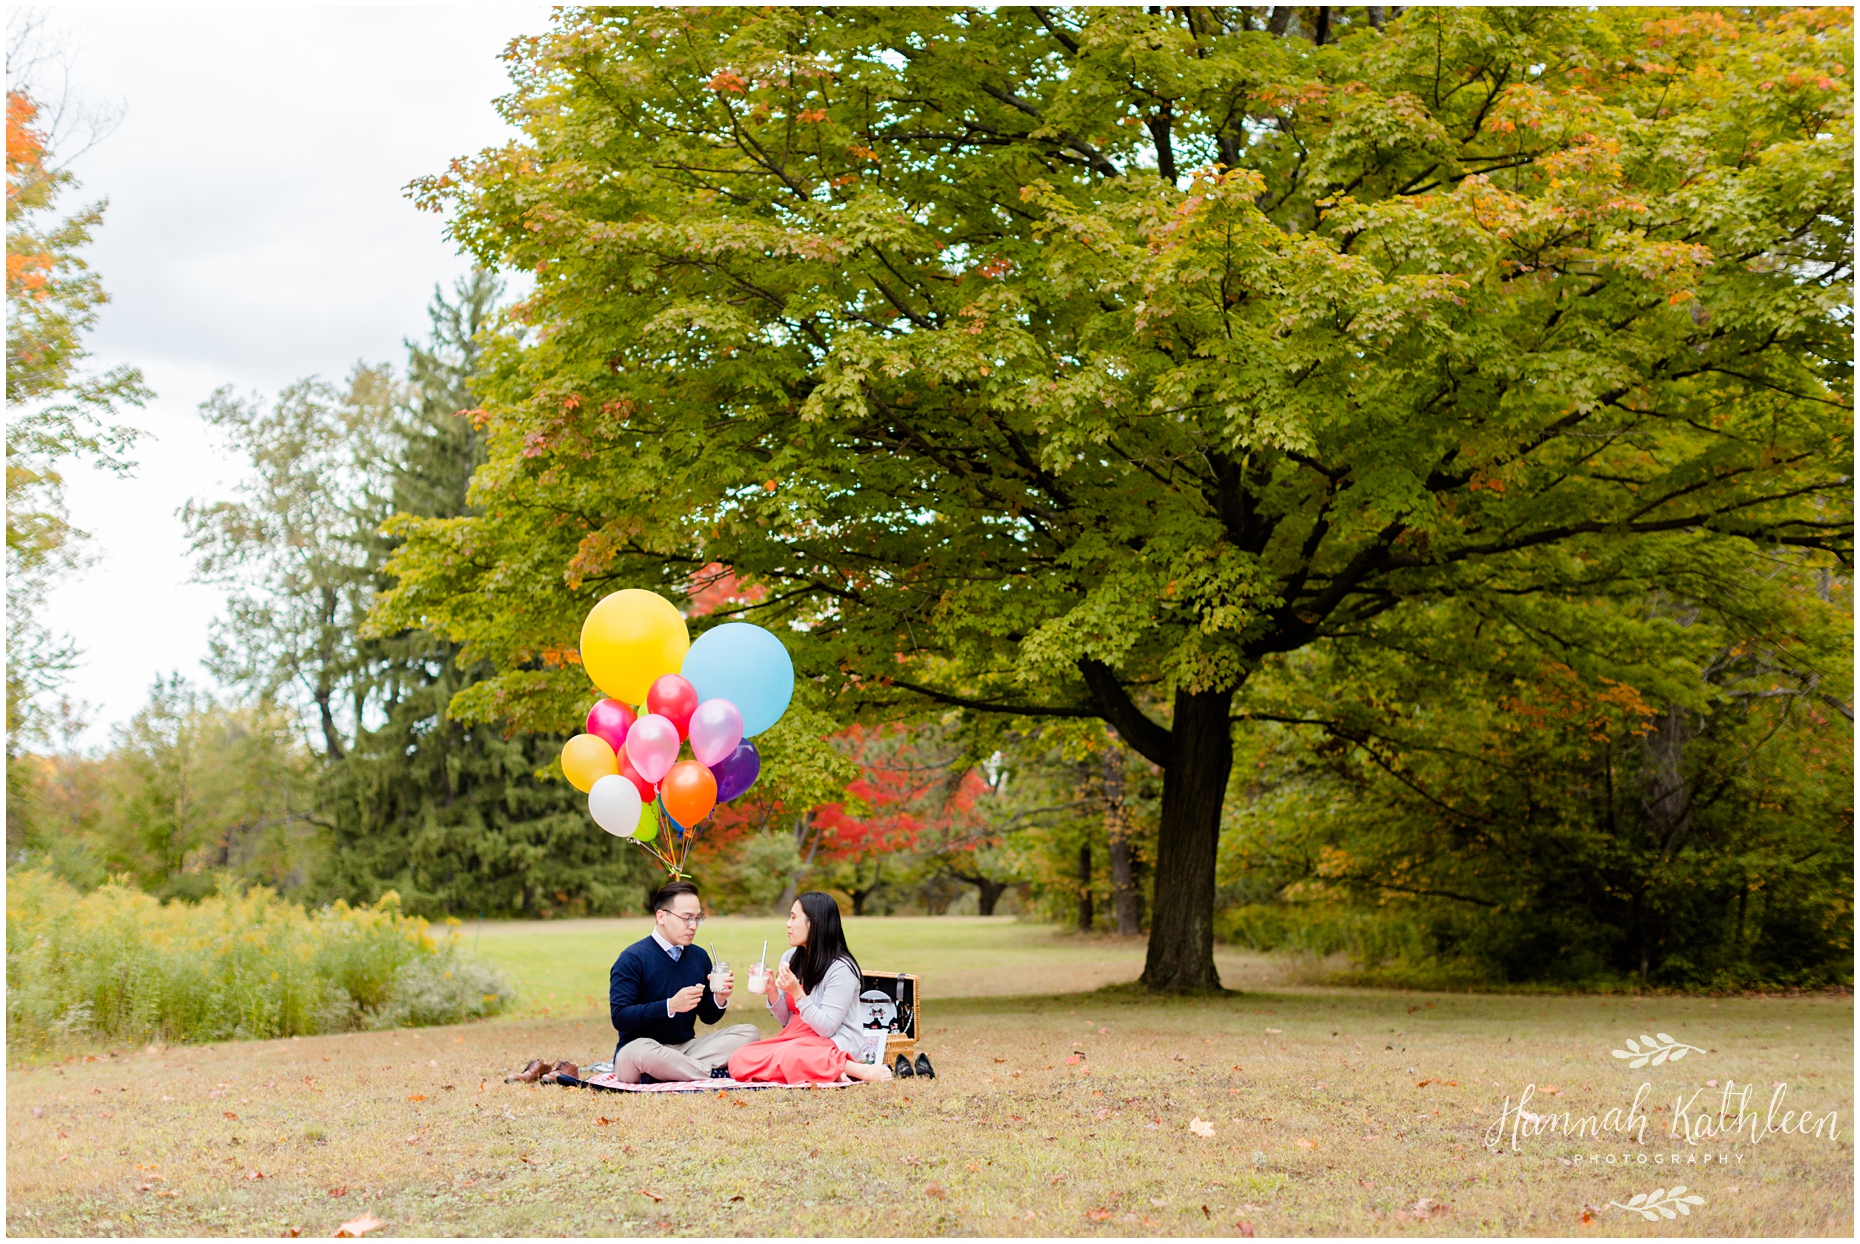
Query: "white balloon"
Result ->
[[588, 773, 643, 838]]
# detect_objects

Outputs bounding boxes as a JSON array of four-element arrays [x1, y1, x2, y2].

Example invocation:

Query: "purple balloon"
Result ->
[[710, 741, 761, 803]]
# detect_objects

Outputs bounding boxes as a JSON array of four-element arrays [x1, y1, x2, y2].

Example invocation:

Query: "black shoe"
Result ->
[[893, 1054, 914, 1078], [913, 1053, 935, 1079], [709, 1065, 731, 1079]]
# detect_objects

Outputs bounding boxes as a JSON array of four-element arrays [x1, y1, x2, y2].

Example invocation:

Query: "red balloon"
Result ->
[[660, 759, 718, 827], [617, 750, 658, 803], [585, 698, 636, 753], [646, 673, 700, 740]]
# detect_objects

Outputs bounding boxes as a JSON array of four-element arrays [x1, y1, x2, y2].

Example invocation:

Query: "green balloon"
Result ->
[[631, 803, 659, 842]]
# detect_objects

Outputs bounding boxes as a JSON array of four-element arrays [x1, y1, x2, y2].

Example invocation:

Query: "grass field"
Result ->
[[7, 916, 1852, 1238], [466, 914, 1297, 1019]]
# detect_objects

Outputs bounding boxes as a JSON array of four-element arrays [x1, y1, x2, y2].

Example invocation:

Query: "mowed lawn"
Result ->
[[5, 918, 1851, 1238], [466, 914, 1297, 1019]]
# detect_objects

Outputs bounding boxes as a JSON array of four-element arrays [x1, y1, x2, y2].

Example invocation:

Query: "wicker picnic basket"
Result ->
[[857, 970, 921, 1061]]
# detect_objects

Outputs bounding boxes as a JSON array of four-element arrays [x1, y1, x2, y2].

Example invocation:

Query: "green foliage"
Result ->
[[4, 869, 512, 1052], [1218, 572, 1854, 989], [10, 678, 321, 899], [6, 85, 150, 824], [381, 5, 1852, 988]]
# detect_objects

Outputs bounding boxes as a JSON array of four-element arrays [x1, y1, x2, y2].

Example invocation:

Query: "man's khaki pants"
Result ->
[[612, 1023, 759, 1083]]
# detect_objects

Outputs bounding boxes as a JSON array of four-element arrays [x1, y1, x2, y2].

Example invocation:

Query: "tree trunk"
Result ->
[[954, 872, 1011, 916], [1104, 743, 1142, 935], [975, 877, 1008, 916], [850, 857, 882, 916], [1140, 686, 1234, 992], [1077, 844, 1094, 932]]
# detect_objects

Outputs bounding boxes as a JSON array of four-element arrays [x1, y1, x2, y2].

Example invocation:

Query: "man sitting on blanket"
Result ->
[[608, 880, 759, 1083]]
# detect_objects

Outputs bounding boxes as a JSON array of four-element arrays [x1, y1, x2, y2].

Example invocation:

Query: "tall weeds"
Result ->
[[5, 870, 511, 1053]]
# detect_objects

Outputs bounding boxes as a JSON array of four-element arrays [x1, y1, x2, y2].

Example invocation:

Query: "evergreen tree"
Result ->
[[321, 274, 657, 918]]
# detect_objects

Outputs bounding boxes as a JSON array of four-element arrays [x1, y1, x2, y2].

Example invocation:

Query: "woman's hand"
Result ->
[[775, 960, 802, 1001]]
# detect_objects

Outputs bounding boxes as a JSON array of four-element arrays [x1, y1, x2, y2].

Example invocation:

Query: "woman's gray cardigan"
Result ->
[[767, 947, 866, 1055]]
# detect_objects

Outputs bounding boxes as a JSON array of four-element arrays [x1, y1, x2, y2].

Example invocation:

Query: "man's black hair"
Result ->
[[651, 880, 701, 913]]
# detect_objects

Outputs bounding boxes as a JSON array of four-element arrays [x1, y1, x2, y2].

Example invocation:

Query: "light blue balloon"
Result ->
[[680, 622, 794, 737]]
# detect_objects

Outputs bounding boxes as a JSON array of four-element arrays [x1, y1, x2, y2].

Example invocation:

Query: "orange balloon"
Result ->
[[561, 733, 619, 793], [660, 759, 718, 827]]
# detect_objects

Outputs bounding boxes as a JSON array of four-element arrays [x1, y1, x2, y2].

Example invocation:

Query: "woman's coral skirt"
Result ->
[[726, 1014, 849, 1083]]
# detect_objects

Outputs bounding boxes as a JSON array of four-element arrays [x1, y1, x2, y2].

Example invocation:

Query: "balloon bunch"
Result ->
[[559, 589, 794, 878]]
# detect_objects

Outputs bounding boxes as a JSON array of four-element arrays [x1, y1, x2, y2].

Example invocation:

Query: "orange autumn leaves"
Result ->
[[6, 91, 56, 302]]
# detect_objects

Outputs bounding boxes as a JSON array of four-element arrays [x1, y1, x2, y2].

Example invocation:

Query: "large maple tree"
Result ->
[[378, 6, 1852, 989]]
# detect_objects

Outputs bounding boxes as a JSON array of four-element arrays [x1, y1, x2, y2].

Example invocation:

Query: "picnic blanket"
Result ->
[[557, 1071, 860, 1093]]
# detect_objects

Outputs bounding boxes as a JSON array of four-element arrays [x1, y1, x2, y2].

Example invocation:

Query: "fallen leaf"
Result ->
[[1406, 1197, 1449, 1220], [1065, 1054, 1082, 1065], [245, 1170, 265, 1181], [727, 1194, 744, 1202], [282, 1229, 302, 1238], [29, 1107, 44, 1118], [333, 1211, 383, 1238], [407, 1094, 425, 1102], [1238, 1222, 1256, 1237], [1150, 1197, 1169, 1208], [596, 1117, 615, 1126], [223, 1112, 238, 1120], [1266, 1028, 1282, 1034], [638, 1188, 664, 1202], [1189, 1118, 1216, 1138], [1296, 1138, 1317, 1150], [925, 1183, 946, 1199], [1087, 1208, 1113, 1222], [993, 1057, 1007, 1064], [327, 1187, 347, 1198], [1048, 1173, 1066, 1185]]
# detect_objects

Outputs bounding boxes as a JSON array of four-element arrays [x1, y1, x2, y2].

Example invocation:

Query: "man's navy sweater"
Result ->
[[609, 935, 726, 1050]]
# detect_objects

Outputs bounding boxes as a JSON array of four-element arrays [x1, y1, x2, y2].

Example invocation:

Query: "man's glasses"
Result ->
[[664, 912, 706, 927]]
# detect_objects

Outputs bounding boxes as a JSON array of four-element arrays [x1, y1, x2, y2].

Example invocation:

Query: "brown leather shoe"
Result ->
[[504, 1058, 547, 1083]]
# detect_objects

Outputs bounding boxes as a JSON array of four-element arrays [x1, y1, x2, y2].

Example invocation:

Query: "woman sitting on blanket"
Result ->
[[726, 892, 894, 1084]]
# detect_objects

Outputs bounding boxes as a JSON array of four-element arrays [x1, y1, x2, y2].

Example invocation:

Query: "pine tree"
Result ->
[[320, 274, 657, 918]]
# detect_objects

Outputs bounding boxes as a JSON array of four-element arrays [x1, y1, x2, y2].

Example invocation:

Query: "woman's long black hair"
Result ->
[[792, 891, 860, 995]]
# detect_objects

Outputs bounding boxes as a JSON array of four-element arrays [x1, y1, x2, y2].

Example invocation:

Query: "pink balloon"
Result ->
[[687, 698, 745, 768], [623, 714, 680, 784], [585, 698, 636, 753]]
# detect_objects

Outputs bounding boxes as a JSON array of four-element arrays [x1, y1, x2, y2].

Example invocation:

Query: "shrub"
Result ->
[[5, 870, 512, 1053]]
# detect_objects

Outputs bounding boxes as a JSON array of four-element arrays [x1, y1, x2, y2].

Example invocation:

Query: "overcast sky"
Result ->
[[24, 5, 551, 747]]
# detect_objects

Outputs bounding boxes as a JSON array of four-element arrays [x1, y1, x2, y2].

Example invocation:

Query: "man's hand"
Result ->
[[711, 970, 734, 1005], [668, 984, 706, 1015]]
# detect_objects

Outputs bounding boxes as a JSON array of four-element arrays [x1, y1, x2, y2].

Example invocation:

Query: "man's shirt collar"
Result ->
[[650, 927, 682, 961]]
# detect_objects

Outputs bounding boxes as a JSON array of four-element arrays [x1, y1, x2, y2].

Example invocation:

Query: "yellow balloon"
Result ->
[[579, 589, 690, 704], [561, 733, 619, 793]]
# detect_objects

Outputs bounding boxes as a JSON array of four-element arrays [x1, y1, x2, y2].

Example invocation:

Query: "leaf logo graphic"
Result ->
[[1608, 1186, 1706, 1221], [1610, 1033, 1705, 1068]]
